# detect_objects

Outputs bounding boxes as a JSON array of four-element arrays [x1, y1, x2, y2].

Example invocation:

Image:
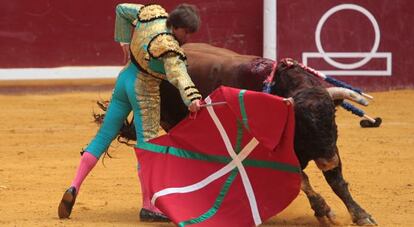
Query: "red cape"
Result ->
[[136, 86, 301, 226]]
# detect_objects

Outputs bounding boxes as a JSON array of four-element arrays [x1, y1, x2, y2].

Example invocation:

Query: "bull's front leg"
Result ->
[[322, 156, 377, 226], [301, 171, 339, 226]]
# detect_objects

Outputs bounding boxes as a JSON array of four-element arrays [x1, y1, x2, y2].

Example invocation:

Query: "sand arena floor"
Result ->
[[0, 83, 413, 226]]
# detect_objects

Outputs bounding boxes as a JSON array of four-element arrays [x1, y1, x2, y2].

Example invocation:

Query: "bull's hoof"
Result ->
[[316, 211, 340, 226], [354, 216, 377, 226], [360, 117, 382, 128]]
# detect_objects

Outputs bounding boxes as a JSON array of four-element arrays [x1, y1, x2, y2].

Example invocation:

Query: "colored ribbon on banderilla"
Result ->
[[263, 58, 378, 124]]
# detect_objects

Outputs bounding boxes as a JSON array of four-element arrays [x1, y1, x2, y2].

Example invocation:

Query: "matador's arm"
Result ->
[[163, 54, 202, 106], [114, 3, 143, 43]]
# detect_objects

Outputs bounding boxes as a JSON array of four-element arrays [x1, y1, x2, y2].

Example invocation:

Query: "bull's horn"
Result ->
[[327, 87, 369, 106]]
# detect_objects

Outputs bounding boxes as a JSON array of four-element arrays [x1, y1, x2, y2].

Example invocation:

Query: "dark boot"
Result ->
[[58, 186, 77, 219], [139, 208, 170, 222]]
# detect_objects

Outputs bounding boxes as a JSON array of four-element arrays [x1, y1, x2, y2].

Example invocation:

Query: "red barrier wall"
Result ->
[[277, 0, 414, 90], [1, 1, 413, 90], [0, 0, 263, 68]]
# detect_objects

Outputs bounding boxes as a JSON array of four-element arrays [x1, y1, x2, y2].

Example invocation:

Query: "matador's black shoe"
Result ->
[[58, 186, 77, 219], [139, 208, 170, 222]]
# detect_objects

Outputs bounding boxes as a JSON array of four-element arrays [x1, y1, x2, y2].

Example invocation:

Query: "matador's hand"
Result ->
[[188, 99, 201, 113]]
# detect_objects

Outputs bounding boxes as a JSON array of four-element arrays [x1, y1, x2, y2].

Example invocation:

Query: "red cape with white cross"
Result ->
[[135, 86, 301, 227]]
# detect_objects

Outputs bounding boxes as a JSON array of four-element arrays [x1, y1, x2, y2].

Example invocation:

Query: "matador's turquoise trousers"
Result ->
[[83, 62, 163, 213], [85, 62, 161, 159]]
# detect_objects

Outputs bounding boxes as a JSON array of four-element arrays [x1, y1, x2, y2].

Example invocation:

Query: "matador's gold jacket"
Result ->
[[114, 3, 202, 105]]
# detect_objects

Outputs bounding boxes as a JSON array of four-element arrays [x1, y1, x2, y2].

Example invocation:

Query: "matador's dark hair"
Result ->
[[167, 3, 201, 33]]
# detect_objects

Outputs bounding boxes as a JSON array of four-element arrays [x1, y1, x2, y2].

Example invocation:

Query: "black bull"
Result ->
[[158, 43, 377, 226]]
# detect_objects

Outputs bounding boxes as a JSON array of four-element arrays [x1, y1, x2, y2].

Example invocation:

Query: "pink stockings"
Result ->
[[70, 150, 162, 213], [70, 152, 98, 193]]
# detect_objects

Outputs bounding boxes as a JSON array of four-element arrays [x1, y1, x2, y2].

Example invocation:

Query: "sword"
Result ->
[[199, 102, 227, 107]]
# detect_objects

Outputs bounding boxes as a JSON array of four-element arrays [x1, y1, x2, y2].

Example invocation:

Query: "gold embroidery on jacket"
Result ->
[[138, 4, 168, 22], [148, 33, 186, 60], [130, 20, 167, 79], [163, 54, 202, 105], [134, 72, 161, 140]]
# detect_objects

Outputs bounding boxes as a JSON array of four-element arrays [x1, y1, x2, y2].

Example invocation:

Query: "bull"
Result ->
[[97, 43, 377, 225]]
